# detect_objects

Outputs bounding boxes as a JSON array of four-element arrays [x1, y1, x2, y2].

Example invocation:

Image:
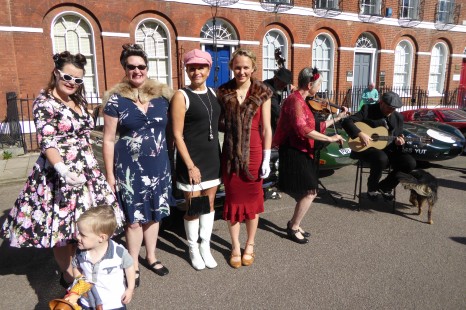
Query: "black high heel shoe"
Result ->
[[287, 221, 311, 238], [286, 222, 309, 244]]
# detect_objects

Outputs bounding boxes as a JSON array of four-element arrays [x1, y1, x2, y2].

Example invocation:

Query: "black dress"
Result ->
[[175, 87, 221, 191]]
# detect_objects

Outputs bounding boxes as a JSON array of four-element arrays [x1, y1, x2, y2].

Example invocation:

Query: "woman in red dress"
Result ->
[[217, 48, 273, 268]]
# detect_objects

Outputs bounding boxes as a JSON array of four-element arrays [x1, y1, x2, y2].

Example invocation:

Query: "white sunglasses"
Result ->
[[57, 69, 84, 85]]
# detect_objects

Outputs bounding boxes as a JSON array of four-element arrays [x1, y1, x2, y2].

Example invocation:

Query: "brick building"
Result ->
[[1, 0, 466, 120]]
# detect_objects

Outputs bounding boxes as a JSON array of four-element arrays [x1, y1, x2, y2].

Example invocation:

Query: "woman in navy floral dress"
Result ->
[[103, 44, 175, 285], [1, 51, 124, 286]]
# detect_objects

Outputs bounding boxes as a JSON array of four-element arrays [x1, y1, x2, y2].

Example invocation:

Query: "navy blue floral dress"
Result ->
[[104, 92, 174, 224]]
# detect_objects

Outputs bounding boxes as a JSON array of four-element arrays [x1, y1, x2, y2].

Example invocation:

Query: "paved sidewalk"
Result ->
[[0, 153, 39, 185]]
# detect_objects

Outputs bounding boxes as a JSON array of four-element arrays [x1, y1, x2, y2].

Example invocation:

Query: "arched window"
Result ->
[[52, 14, 98, 95], [262, 30, 288, 80], [393, 40, 413, 92], [136, 20, 171, 85], [428, 43, 448, 95], [312, 34, 334, 92]]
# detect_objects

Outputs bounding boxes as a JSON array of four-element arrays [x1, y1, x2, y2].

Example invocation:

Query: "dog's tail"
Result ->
[[396, 171, 437, 201]]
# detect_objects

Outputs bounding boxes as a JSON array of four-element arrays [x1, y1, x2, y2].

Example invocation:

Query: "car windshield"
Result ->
[[440, 109, 466, 122]]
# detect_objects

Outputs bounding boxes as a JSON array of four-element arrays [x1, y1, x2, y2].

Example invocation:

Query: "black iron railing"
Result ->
[[4, 88, 465, 153]]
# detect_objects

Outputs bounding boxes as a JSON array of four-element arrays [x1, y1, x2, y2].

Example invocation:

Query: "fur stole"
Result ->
[[102, 77, 174, 104], [217, 78, 272, 180]]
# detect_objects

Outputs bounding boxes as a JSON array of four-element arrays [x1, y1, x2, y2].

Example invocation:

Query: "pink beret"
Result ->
[[183, 49, 212, 68]]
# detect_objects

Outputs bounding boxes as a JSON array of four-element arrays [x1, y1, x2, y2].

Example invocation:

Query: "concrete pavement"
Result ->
[[0, 152, 39, 185], [0, 155, 465, 309]]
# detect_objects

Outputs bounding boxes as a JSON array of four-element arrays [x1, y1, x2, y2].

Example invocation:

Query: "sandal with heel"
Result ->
[[287, 222, 309, 244], [229, 253, 242, 269], [242, 243, 255, 266]]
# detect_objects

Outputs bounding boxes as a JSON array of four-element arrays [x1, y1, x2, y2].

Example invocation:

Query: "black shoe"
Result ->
[[378, 189, 394, 201], [135, 270, 140, 288], [147, 260, 169, 276], [367, 191, 378, 201], [286, 222, 309, 244], [287, 221, 310, 238]]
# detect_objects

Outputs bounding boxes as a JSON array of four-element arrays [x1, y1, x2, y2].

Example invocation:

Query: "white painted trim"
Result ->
[[177, 36, 202, 42], [239, 40, 260, 45], [200, 38, 239, 45], [164, 0, 466, 33], [378, 49, 395, 54], [451, 54, 466, 58], [339, 47, 355, 51], [101, 32, 130, 38], [293, 43, 311, 48], [417, 52, 432, 56], [0, 26, 43, 33]]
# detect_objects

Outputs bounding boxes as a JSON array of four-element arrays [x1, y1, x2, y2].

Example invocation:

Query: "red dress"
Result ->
[[222, 108, 263, 223]]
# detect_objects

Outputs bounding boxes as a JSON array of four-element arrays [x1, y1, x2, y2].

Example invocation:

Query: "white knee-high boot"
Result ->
[[199, 211, 217, 268], [184, 219, 205, 270]]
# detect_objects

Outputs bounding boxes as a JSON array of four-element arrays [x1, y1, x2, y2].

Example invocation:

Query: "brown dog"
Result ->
[[396, 169, 439, 224]]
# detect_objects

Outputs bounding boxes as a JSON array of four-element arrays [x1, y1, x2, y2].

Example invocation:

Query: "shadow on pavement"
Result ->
[[0, 211, 66, 309]]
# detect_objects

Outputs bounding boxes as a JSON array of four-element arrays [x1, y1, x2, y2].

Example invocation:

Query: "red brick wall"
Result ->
[[1, 0, 465, 118]]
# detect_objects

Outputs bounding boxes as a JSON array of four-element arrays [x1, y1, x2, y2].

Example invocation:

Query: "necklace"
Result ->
[[194, 89, 214, 141]]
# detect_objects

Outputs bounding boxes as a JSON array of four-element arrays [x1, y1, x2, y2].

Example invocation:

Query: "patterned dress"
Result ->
[[104, 92, 174, 224], [1, 91, 124, 248]]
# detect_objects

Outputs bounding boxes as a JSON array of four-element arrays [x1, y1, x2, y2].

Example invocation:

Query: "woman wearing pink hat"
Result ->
[[171, 49, 221, 270]]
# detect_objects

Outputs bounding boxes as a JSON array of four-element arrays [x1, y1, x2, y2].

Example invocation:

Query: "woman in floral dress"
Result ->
[[103, 44, 175, 286], [1, 51, 124, 287]]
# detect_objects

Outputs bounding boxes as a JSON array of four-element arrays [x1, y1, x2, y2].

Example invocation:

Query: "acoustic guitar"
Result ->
[[348, 122, 432, 152]]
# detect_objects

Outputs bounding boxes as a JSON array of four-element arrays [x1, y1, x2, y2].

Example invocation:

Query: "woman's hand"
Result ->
[[188, 166, 202, 185], [330, 134, 345, 145], [106, 174, 117, 193]]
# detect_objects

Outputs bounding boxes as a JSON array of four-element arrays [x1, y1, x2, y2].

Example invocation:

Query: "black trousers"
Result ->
[[351, 148, 416, 192]]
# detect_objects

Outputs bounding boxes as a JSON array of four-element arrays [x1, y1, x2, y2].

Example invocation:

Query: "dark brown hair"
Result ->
[[119, 43, 148, 69], [46, 51, 87, 107]]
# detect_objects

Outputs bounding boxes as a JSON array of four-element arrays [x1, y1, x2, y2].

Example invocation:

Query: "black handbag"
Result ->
[[187, 185, 210, 216]]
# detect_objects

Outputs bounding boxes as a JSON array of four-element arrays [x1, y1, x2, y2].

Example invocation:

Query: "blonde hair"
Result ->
[[229, 48, 257, 71], [77, 205, 117, 237]]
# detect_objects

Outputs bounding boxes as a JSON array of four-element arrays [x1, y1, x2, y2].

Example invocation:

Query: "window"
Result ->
[[437, 0, 455, 24], [314, 0, 339, 9], [360, 0, 383, 15], [53, 14, 98, 95], [312, 34, 334, 92], [262, 30, 287, 80], [393, 41, 413, 93], [136, 20, 171, 85], [400, 0, 420, 20], [428, 43, 447, 95]]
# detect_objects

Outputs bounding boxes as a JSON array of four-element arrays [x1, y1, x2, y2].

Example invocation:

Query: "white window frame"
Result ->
[[262, 29, 288, 81], [437, 0, 455, 24], [427, 42, 448, 96], [135, 18, 172, 87], [360, 0, 383, 15], [315, 0, 340, 9], [51, 12, 99, 97], [400, 0, 420, 20], [312, 33, 334, 92], [393, 40, 413, 97]]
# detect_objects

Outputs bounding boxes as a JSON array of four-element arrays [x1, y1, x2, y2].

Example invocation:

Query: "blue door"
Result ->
[[205, 45, 230, 89]]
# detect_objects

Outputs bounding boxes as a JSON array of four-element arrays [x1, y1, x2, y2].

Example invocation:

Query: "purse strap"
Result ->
[[191, 183, 204, 194]]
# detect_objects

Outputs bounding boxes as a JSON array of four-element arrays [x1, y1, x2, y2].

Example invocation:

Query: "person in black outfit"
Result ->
[[263, 67, 293, 132], [342, 91, 416, 200]]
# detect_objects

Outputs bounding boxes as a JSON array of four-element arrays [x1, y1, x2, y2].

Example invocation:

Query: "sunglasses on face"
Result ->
[[126, 64, 147, 70], [57, 70, 84, 85]]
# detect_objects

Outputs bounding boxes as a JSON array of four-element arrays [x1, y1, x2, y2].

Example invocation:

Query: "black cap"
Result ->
[[381, 91, 402, 108], [275, 68, 292, 84]]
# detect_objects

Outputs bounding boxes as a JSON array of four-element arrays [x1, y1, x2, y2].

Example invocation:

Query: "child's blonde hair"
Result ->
[[77, 205, 117, 237]]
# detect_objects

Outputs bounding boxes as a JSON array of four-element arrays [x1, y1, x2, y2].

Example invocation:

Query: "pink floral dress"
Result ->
[[1, 91, 124, 248]]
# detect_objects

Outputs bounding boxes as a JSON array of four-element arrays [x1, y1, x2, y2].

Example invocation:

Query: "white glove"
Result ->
[[54, 162, 86, 187], [260, 149, 271, 179]]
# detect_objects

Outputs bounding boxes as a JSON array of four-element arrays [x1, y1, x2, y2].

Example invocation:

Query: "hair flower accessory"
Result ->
[[311, 67, 320, 81]]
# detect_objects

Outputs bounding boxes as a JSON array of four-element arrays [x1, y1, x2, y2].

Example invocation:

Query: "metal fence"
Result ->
[[2, 87, 465, 153]]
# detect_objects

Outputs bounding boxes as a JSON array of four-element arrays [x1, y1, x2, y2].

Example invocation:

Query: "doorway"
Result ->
[[205, 45, 231, 89]]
